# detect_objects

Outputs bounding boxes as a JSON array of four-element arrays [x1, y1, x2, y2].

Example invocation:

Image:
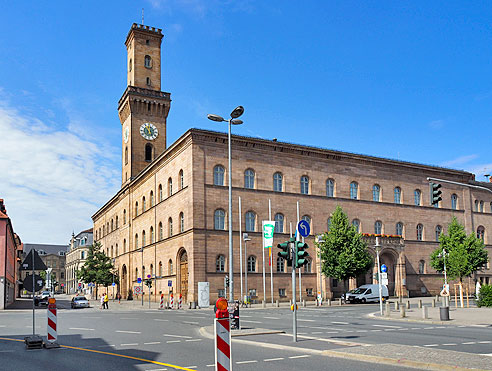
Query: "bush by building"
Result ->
[[477, 284, 492, 307]]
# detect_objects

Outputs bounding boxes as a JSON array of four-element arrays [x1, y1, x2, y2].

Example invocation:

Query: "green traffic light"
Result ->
[[295, 241, 309, 268], [430, 182, 442, 206]]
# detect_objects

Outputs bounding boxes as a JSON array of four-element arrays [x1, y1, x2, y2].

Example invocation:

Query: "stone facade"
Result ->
[[65, 228, 93, 294], [92, 23, 492, 305]]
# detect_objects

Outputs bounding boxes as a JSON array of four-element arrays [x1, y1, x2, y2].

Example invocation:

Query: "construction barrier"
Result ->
[[214, 318, 232, 371], [170, 293, 174, 309], [179, 294, 182, 310], [45, 298, 59, 348], [159, 294, 164, 309]]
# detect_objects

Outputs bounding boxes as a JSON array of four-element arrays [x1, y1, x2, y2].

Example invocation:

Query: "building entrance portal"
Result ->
[[179, 250, 188, 302]]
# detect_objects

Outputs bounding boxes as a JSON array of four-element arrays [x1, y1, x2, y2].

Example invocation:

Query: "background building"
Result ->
[[65, 228, 93, 294], [22, 243, 69, 293], [0, 199, 23, 309], [93, 23, 492, 305]]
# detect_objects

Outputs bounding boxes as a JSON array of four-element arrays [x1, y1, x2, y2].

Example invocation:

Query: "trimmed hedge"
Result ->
[[477, 284, 492, 307]]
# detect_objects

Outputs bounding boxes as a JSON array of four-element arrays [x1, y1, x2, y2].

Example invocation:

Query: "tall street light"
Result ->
[[208, 106, 244, 302]]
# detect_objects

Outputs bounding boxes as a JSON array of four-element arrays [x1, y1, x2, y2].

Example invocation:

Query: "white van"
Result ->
[[344, 284, 389, 303]]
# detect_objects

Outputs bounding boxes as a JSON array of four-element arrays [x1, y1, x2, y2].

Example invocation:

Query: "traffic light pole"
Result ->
[[291, 240, 297, 342]]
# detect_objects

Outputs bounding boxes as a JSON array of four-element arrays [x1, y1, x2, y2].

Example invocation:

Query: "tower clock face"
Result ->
[[123, 126, 129, 143], [140, 123, 158, 140]]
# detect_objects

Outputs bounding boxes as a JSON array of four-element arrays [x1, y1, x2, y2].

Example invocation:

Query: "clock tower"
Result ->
[[118, 23, 171, 185]]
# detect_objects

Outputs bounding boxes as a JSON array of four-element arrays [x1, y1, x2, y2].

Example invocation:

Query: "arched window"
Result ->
[[168, 259, 173, 275], [103, 225, 105, 236], [414, 189, 421, 206], [273, 172, 283, 192], [480, 200, 484, 212], [490, 202, 492, 213], [142, 230, 146, 247], [135, 268, 138, 281], [300, 176, 309, 195], [116, 216, 119, 229], [214, 209, 225, 230], [352, 219, 360, 233], [150, 264, 154, 277], [158, 184, 163, 202], [150, 226, 154, 244], [159, 222, 163, 240], [158, 261, 162, 277], [350, 182, 358, 200], [216, 255, 225, 272], [419, 260, 425, 274], [214, 165, 225, 186], [107, 222, 109, 233], [394, 187, 401, 204], [135, 201, 139, 216], [247, 256, 256, 272], [142, 266, 146, 279], [135, 233, 139, 250], [142, 197, 146, 212], [475, 200, 479, 211], [416, 224, 423, 241], [274, 213, 284, 233], [435, 225, 442, 242], [327, 217, 332, 232], [125, 146, 128, 165], [145, 143, 153, 162], [110, 245, 113, 257], [115, 244, 118, 256], [326, 179, 335, 197], [244, 169, 255, 189], [168, 178, 173, 197], [304, 258, 312, 273], [374, 220, 382, 234], [150, 191, 154, 207], [179, 169, 184, 189], [245, 211, 256, 232], [144, 55, 152, 68], [477, 226, 485, 241], [277, 257, 285, 272], [396, 222, 403, 236], [168, 218, 173, 237], [451, 194, 458, 210], [180, 212, 184, 233], [372, 185, 381, 202], [111, 219, 114, 231], [123, 239, 126, 253], [123, 210, 126, 224]]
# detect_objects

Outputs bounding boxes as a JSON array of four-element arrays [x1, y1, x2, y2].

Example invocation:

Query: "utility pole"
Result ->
[[291, 238, 297, 342]]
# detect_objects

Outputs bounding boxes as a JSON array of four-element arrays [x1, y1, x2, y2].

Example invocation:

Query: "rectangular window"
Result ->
[[306, 288, 313, 296], [332, 279, 338, 288], [249, 289, 257, 297], [279, 288, 286, 297]]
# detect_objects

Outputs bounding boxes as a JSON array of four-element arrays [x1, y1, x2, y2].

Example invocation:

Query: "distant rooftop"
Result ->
[[24, 243, 69, 256]]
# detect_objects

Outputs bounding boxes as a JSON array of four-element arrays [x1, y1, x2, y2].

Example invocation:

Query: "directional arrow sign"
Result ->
[[20, 250, 47, 271], [297, 220, 310, 238]]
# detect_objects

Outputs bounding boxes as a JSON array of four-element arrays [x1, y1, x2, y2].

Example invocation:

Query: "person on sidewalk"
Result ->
[[100, 294, 105, 309], [103, 293, 109, 309]]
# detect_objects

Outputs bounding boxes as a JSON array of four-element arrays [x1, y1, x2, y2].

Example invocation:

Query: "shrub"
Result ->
[[477, 284, 492, 307]]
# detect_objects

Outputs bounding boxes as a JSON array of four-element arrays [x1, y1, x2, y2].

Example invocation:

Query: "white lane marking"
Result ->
[[458, 325, 467, 328], [154, 319, 169, 322], [399, 328, 409, 331], [116, 330, 141, 334], [264, 358, 284, 362], [289, 355, 310, 359], [206, 365, 215, 367], [163, 334, 193, 339], [411, 327, 420, 330], [146, 368, 168, 371], [0, 350, 14, 353], [144, 342, 161, 345], [98, 345, 116, 347], [481, 354, 492, 357], [479, 341, 492, 344], [424, 327, 435, 330], [69, 327, 95, 331], [470, 324, 488, 328], [442, 343, 457, 346], [423, 344, 438, 347], [371, 330, 382, 332], [297, 319, 315, 322], [263, 317, 280, 320], [325, 331, 339, 334], [185, 339, 202, 342], [184, 367, 197, 369], [434, 326, 445, 329], [462, 342, 476, 345], [241, 320, 262, 324], [82, 317, 101, 319], [241, 315, 252, 318], [121, 343, 139, 346], [0, 325, 6, 328], [331, 321, 349, 325], [311, 332, 323, 334], [236, 360, 258, 364], [166, 340, 180, 343], [182, 321, 199, 325], [120, 317, 137, 320], [384, 329, 396, 331], [372, 324, 401, 329], [310, 326, 328, 330]]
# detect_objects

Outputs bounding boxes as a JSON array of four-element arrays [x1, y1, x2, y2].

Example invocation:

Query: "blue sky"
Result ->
[[1, 1, 491, 244]]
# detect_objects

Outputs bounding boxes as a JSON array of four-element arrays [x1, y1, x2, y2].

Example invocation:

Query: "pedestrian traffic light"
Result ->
[[295, 241, 309, 269], [430, 182, 442, 206], [145, 278, 152, 288], [224, 275, 230, 288], [277, 238, 294, 267]]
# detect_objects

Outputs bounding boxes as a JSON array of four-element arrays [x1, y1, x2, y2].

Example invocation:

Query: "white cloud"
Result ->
[[0, 100, 120, 244], [429, 119, 444, 129], [441, 154, 478, 167]]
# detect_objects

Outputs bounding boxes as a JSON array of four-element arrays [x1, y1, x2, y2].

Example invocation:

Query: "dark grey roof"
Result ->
[[23, 243, 69, 255]]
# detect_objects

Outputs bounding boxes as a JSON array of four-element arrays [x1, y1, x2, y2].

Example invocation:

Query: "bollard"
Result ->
[[394, 301, 399, 310], [422, 306, 428, 319], [338, 298, 342, 306], [214, 317, 232, 370], [262, 300, 266, 308], [302, 300, 306, 307], [436, 295, 440, 303], [159, 294, 164, 309], [400, 305, 406, 318], [327, 298, 331, 306], [406, 300, 410, 309], [170, 294, 174, 309], [418, 299, 422, 309], [179, 294, 183, 309], [432, 299, 436, 308], [275, 300, 279, 308], [385, 302, 391, 317]]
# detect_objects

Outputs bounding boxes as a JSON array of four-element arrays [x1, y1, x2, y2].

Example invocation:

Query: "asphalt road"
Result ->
[[0, 298, 490, 370]]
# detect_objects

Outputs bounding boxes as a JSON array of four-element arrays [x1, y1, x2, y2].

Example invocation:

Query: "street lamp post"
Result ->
[[243, 233, 251, 306], [374, 237, 383, 316], [208, 106, 244, 302]]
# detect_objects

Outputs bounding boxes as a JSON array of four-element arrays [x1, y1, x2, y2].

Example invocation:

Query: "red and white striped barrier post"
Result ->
[[159, 294, 164, 309], [170, 293, 174, 309], [214, 298, 232, 371], [45, 297, 59, 348], [179, 293, 182, 310]]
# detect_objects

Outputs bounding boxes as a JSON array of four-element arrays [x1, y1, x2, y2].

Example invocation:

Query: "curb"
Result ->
[[366, 311, 456, 325]]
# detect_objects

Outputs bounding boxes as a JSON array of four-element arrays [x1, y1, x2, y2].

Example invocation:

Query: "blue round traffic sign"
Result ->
[[137, 277, 142, 283], [298, 220, 310, 237], [381, 264, 387, 273]]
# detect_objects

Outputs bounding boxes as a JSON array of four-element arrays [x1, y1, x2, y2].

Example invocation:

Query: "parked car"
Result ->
[[34, 291, 51, 306], [344, 284, 389, 303], [71, 296, 90, 309]]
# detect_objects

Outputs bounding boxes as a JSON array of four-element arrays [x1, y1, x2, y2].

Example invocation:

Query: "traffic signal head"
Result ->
[[145, 278, 153, 288], [224, 275, 230, 288], [430, 182, 442, 206], [277, 238, 294, 267], [295, 241, 310, 269]]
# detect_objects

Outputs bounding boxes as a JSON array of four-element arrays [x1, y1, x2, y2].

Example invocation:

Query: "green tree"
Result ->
[[430, 217, 488, 284], [316, 206, 373, 287], [77, 241, 118, 298]]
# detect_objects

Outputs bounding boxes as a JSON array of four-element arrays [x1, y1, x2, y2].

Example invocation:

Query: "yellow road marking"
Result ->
[[0, 337, 195, 370]]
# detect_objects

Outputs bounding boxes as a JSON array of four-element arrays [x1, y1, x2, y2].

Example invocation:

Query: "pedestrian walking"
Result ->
[[100, 294, 104, 310], [104, 293, 109, 309]]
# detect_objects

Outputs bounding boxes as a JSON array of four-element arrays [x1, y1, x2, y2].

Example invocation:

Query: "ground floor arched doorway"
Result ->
[[178, 249, 188, 302]]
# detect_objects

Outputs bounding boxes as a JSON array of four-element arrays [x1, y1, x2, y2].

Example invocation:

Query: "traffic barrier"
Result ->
[[159, 294, 164, 309], [170, 293, 174, 309], [45, 298, 59, 348], [178, 294, 182, 309], [215, 317, 232, 371]]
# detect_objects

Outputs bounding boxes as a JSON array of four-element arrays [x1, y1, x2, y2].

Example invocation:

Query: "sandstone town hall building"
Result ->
[[92, 23, 492, 305]]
